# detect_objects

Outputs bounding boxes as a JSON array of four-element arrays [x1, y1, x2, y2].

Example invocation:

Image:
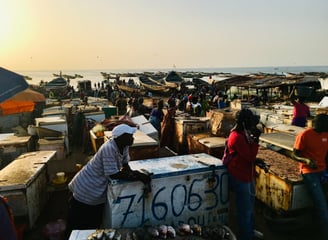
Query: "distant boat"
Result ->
[[44, 77, 68, 90], [138, 75, 170, 94], [116, 83, 146, 95], [164, 71, 184, 89]]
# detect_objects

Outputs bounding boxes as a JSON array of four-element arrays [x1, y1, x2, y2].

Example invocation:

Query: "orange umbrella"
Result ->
[[0, 100, 35, 115], [9, 88, 45, 102], [0, 88, 45, 115]]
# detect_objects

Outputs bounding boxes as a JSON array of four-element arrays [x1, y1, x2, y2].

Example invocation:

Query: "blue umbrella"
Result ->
[[0, 67, 29, 103]]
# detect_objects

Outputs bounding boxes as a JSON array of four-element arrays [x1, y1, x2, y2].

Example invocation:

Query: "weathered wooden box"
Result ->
[[0, 133, 32, 169], [255, 147, 312, 212], [90, 130, 105, 154], [104, 153, 229, 228], [0, 151, 56, 228], [187, 132, 212, 154], [209, 110, 236, 138], [187, 133, 225, 159], [38, 137, 66, 160], [104, 130, 159, 161], [263, 123, 304, 135], [173, 117, 209, 154]]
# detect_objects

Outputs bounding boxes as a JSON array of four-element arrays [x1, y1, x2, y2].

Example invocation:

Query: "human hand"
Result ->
[[250, 126, 261, 139], [133, 170, 152, 184], [305, 159, 317, 169], [133, 170, 152, 194]]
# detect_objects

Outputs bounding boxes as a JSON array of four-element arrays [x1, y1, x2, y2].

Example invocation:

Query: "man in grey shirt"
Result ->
[[66, 124, 151, 235]]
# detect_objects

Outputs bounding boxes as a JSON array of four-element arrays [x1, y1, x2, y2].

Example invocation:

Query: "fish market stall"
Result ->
[[103, 153, 229, 229], [255, 147, 311, 212], [254, 145, 315, 232], [0, 151, 56, 228]]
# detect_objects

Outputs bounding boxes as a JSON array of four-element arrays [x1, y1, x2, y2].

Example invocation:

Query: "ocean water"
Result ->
[[19, 65, 328, 90]]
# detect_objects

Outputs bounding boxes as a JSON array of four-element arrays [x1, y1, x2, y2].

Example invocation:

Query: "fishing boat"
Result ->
[[44, 77, 68, 90], [138, 75, 170, 94], [116, 83, 146, 96], [164, 71, 184, 89]]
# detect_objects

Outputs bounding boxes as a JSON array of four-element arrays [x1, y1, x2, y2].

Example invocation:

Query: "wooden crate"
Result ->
[[210, 109, 236, 138], [89, 130, 105, 154], [0, 151, 56, 228], [187, 132, 212, 154], [104, 130, 159, 161], [187, 133, 225, 158], [173, 118, 209, 155], [129, 145, 159, 161]]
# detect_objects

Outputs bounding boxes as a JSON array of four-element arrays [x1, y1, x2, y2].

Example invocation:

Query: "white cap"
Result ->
[[112, 124, 137, 139]]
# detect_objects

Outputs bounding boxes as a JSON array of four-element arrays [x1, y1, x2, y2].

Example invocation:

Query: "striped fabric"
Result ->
[[68, 139, 130, 205]]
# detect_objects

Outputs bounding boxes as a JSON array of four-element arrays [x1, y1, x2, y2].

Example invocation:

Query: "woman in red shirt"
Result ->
[[226, 109, 262, 240], [290, 90, 311, 127]]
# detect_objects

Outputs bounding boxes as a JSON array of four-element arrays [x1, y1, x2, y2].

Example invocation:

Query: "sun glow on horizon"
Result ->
[[1, 0, 327, 71], [0, 2, 14, 47]]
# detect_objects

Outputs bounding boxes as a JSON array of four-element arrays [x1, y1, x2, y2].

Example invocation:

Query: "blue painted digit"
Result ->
[[171, 184, 187, 217], [152, 186, 168, 220], [115, 195, 136, 227], [137, 193, 149, 226], [188, 178, 202, 211]]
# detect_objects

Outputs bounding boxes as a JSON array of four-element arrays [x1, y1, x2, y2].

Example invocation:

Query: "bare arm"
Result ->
[[289, 87, 296, 105], [291, 149, 317, 169]]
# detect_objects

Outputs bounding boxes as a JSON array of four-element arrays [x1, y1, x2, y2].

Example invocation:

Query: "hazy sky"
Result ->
[[1, 0, 328, 71]]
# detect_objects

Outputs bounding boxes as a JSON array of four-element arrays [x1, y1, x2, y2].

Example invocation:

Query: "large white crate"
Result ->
[[104, 153, 229, 228], [131, 115, 159, 141], [35, 116, 70, 153], [0, 151, 56, 228]]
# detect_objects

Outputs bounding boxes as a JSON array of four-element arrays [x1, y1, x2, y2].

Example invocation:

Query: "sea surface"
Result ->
[[19, 65, 328, 90]]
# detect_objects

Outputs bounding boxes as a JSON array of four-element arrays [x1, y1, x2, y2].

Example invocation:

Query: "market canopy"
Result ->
[[0, 67, 29, 103]]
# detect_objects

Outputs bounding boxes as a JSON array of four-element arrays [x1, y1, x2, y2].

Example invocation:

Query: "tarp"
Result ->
[[0, 100, 35, 115], [0, 67, 29, 103]]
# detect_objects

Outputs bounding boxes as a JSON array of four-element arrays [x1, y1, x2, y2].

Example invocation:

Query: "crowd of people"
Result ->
[[3, 75, 326, 239]]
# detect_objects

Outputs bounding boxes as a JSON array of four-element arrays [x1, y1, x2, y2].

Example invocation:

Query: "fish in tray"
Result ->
[[87, 224, 236, 240], [87, 228, 120, 240]]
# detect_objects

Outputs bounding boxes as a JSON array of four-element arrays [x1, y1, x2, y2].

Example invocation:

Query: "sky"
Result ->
[[1, 0, 328, 71]]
